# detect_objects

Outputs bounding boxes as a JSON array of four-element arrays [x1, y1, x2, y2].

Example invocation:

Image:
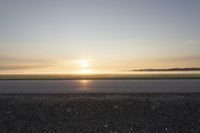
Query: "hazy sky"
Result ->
[[0, 0, 200, 74]]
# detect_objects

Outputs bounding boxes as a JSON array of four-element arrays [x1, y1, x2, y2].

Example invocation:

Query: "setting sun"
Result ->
[[79, 59, 89, 68], [76, 59, 92, 74]]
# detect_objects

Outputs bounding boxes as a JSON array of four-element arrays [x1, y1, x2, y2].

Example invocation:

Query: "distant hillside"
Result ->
[[133, 68, 200, 72]]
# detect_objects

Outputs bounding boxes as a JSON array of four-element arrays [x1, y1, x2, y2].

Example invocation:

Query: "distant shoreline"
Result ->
[[132, 67, 200, 72]]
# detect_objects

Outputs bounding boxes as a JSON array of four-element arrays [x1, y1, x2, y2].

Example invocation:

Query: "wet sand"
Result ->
[[0, 94, 200, 133]]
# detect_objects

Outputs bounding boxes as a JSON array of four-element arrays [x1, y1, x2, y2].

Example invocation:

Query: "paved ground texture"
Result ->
[[0, 94, 200, 133]]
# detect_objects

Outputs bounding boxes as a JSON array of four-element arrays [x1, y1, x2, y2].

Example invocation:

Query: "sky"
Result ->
[[0, 0, 200, 74]]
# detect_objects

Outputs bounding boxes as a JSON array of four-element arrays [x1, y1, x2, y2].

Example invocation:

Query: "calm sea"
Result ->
[[0, 79, 200, 93]]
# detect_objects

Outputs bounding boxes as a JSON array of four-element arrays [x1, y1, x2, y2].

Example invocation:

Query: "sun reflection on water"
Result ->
[[79, 80, 90, 91]]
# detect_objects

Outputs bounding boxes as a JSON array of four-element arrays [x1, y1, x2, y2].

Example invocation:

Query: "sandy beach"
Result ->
[[0, 94, 200, 133]]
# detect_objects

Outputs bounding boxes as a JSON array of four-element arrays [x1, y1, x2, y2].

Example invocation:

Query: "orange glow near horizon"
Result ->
[[1, 58, 200, 75]]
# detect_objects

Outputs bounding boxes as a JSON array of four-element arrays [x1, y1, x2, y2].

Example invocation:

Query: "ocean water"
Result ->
[[0, 79, 200, 94]]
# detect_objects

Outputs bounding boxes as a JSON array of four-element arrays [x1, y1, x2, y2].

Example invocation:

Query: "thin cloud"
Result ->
[[0, 64, 50, 71], [0, 56, 58, 71], [0, 56, 54, 63]]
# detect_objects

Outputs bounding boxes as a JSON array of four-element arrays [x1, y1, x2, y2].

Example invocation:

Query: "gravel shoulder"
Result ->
[[0, 94, 200, 133]]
